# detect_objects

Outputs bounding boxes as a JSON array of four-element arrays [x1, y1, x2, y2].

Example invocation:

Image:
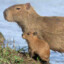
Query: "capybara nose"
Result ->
[[22, 34, 25, 38], [22, 34, 23, 37]]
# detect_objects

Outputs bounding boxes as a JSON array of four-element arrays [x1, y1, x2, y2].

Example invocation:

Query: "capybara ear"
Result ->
[[33, 32, 37, 35], [25, 3, 31, 10]]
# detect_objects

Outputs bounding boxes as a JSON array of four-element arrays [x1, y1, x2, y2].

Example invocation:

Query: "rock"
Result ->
[[0, 32, 5, 45]]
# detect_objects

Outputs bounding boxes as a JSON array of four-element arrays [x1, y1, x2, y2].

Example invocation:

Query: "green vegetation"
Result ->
[[0, 47, 23, 64], [0, 44, 40, 64]]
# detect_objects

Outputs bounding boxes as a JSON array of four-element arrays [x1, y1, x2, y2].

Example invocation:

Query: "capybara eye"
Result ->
[[27, 33, 30, 35], [16, 8, 21, 10]]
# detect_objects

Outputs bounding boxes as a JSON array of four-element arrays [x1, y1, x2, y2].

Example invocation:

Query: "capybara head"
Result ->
[[22, 32, 37, 39], [4, 3, 37, 22]]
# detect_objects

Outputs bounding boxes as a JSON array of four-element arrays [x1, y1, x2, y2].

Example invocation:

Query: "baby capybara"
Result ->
[[22, 32, 50, 62]]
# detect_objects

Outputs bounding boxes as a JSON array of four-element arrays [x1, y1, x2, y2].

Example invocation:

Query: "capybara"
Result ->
[[4, 3, 64, 52], [22, 32, 50, 62]]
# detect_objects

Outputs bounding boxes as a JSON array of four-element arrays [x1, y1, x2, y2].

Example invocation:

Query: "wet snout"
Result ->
[[22, 34, 24, 38], [22, 34, 26, 39]]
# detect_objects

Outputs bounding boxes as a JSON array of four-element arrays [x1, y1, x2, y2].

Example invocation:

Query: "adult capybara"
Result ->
[[22, 32, 50, 62], [4, 3, 64, 52]]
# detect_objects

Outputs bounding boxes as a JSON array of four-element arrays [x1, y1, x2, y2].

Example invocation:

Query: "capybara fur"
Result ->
[[4, 3, 64, 52], [22, 32, 50, 62]]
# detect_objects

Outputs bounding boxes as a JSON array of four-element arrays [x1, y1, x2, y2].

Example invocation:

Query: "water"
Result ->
[[0, 0, 64, 64]]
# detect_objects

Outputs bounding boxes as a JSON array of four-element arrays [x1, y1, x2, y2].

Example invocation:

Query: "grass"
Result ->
[[0, 42, 40, 64], [0, 47, 23, 64]]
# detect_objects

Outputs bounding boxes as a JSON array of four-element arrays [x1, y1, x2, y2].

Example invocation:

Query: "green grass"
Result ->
[[0, 45, 40, 64], [0, 46, 24, 64]]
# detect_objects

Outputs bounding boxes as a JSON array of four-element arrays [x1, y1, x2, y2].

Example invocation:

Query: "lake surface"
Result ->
[[0, 0, 64, 64]]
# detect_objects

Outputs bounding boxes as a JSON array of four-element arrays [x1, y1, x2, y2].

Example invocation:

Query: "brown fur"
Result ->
[[22, 32, 50, 61], [4, 3, 64, 52]]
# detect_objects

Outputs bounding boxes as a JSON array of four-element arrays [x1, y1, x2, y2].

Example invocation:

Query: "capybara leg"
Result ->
[[28, 48, 34, 58], [29, 51, 34, 58], [31, 51, 34, 58]]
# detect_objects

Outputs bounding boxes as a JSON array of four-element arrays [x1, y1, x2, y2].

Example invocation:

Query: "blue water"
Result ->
[[0, 0, 64, 64]]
